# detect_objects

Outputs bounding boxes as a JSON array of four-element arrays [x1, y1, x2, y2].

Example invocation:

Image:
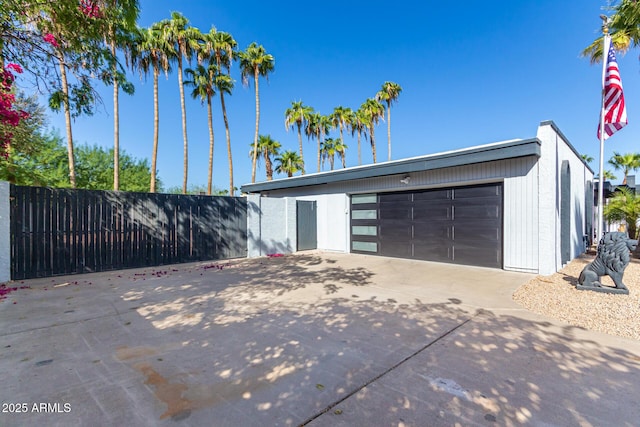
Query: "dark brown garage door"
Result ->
[[350, 183, 503, 268]]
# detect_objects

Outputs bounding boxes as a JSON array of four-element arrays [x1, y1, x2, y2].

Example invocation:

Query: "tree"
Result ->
[[320, 138, 337, 171], [184, 63, 217, 195], [329, 106, 352, 166], [285, 101, 313, 172], [375, 81, 402, 161], [249, 135, 281, 181], [5, 1, 140, 188], [351, 107, 369, 166], [609, 152, 640, 185], [74, 144, 156, 192], [132, 23, 173, 193], [275, 150, 304, 177], [0, 93, 65, 186], [306, 112, 330, 173], [161, 12, 202, 194], [335, 138, 348, 169], [597, 170, 618, 181], [604, 187, 640, 242], [360, 98, 384, 163], [99, 0, 139, 191], [581, 154, 594, 164], [204, 28, 237, 195], [582, 0, 640, 63], [239, 42, 274, 183]]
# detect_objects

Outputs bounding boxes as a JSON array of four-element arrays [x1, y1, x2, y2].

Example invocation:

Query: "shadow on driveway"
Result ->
[[1, 253, 639, 426]]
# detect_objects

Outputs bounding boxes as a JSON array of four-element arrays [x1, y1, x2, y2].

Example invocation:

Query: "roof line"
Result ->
[[242, 138, 541, 193]]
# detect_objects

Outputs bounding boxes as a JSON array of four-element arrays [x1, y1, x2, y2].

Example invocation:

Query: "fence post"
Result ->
[[0, 181, 10, 282]]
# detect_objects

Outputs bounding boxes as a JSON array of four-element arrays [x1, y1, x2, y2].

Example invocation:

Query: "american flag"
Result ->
[[598, 38, 627, 140]]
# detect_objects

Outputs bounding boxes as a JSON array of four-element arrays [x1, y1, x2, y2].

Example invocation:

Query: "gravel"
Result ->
[[512, 253, 640, 341]]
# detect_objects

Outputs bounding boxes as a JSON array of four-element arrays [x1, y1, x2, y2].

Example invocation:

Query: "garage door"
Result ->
[[350, 183, 503, 268]]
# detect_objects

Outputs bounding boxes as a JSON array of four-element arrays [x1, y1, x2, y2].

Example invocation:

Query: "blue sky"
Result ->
[[46, 0, 640, 191]]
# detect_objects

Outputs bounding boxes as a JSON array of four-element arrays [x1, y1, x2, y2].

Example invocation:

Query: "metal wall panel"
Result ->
[[296, 200, 317, 251]]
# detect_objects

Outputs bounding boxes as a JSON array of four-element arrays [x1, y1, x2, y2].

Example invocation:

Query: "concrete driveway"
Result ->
[[1, 252, 639, 426]]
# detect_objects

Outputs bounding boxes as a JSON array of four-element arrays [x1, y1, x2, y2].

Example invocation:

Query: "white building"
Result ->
[[241, 121, 594, 275]]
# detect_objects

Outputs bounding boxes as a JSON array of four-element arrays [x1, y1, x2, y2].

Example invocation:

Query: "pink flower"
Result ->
[[43, 33, 59, 48], [6, 63, 22, 74]]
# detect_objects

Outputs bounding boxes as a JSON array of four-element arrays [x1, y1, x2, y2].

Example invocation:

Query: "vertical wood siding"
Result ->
[[10, 186, 247, 279]]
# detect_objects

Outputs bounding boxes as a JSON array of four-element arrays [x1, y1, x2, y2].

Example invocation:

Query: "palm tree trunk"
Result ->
[[111, 39, 120, 191], [264, 152, 273, 181], [57, 53, 76, 188], [317, 131, 321, 173], [297, 124, 304, 174], [370, 126, 377, 163], [150, 66, 159, 193], [386, 102, 391, 161], [206, 95, 214, 195], [250, 69, 260, 183], [177, 55, 189, 194], [341, 152, 346, 169], [330, 156, 334, 171], [357, 130, 362, 166], [220, 92, 233, 195]]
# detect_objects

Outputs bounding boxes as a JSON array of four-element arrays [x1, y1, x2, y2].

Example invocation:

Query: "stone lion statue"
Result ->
[[578, 232, 638, 292]]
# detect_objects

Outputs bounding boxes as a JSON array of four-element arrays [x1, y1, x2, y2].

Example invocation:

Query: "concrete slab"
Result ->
[[1, 252, 639, 426]]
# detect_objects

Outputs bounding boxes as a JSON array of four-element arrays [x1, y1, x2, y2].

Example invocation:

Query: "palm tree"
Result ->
[[239, 42, 275, 183], [609, 152, 640, 185], [360, 98, 384, 163], [184, 63, 217, 195], [161, 12, 202, 194], [320, 138, 338, 170], [335, 138, 348, 169], [375, 81, 402, 161], [204, 28, 237, 195], [306, 112, 330, 173], [596, 170, 618, 181], [582, 0, 640, 63], [284, 101, 313, 172], [351, 107, 369, 166], [275, 150, 304, 177], [604, 187, 640, 241], [249, 135, 281, 181], [132, 23, 172, 193], [581, 154, 594, 164], [99, 0, 139, 191], [329, 106, 352, 162]]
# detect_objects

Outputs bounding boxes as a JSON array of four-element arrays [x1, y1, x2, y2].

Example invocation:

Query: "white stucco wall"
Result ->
[[246, 194, 296, 257], [0, 181, 9, 282], [296, 194, 349, 252]]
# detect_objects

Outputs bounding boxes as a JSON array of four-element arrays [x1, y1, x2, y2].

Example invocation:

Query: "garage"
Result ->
[[242, 121, 594, 275], [350, 183, 503, 268]]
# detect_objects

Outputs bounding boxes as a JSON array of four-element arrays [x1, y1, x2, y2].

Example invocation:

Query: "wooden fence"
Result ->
[[10, 185, 247, 279]]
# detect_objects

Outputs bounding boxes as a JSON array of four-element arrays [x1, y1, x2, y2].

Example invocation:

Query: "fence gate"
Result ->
[[10, 185, 247, 279], [296, 200, 317, 251]]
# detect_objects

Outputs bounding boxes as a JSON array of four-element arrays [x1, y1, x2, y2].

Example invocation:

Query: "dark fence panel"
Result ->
[[10, 185, 247, 279]]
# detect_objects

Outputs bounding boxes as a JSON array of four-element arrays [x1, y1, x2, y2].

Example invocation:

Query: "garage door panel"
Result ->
[[379, 193, 411, 203], [454, 247, 500, 268], [413, 204, 452, 220], [454, 204, 500, 219], [454, 185, 501, 199], [380, 226, 412, 240], [380, 242, 412, 258], [380, 207, 412, 220], [413, 225, 451, 240], [413, 244, 452, 262], [413, 189, 451, 201]]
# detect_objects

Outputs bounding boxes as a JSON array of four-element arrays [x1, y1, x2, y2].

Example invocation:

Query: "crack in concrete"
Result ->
[[299, 316, 474, 426]]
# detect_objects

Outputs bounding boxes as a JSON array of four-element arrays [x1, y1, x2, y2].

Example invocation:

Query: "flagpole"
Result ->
[[597, 15, 610, 245]]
